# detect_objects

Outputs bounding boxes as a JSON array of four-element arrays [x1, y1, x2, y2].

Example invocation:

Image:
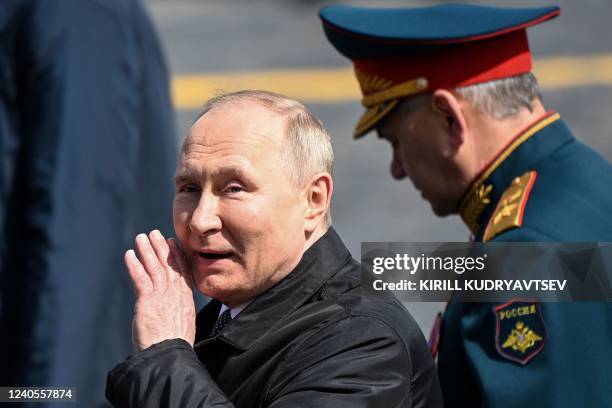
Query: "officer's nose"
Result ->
[[390, 150, 407, 180], [189, 194, 222, 237]]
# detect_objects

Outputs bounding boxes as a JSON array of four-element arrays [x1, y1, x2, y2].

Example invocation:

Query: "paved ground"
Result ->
[[144, 0, 612, 333]]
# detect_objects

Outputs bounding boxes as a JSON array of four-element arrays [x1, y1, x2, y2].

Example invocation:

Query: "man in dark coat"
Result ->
[[0, 0, 176, 406], [320, 4, 612, 407], [106, 91, 443, 407]]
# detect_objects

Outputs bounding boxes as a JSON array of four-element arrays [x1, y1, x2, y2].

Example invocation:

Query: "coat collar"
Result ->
[[459, 111, 573, 238], [194, 227, 353, 351]]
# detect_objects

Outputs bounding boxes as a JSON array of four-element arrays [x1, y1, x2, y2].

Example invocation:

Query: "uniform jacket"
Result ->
[[438, 112, 612, 407], [106, 228, 443, 408]]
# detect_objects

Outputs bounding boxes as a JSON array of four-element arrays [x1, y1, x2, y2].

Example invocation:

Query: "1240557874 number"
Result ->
[[2, 387, 75, 402]]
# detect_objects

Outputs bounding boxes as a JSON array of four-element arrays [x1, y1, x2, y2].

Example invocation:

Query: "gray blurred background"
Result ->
[[145, 0, 612, 333]]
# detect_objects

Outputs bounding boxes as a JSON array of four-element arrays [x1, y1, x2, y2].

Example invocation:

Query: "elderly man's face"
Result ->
[[173, 103, 308, 307], [377, 100, 464, 216]]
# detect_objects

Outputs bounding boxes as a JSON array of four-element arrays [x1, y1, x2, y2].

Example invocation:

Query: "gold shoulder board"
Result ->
[[482, 171, 537, 242]]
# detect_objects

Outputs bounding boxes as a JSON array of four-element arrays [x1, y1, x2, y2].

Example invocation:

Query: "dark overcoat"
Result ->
[[107, 228, 443, 408]]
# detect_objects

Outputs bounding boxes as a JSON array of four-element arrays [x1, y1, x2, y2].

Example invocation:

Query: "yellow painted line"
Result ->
[[172, 68, 359, 109], [171, 53, 612, 110], [534, 54, 612, 89]]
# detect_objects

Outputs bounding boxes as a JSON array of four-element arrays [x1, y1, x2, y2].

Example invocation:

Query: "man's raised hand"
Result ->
[[125, 230, 196, 352]]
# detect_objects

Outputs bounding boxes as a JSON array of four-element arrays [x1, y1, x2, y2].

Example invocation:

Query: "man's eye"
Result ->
[[224, 184, 244, 194], [178, 185, 199, 193]]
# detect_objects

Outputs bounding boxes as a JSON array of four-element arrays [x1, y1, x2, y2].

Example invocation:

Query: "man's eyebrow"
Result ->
[[174, 165, 251, 183], [213, 165, 249, 180], [174, 168, 194, 183]]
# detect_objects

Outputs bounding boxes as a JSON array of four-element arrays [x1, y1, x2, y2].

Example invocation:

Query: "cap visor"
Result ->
[[354, 100, 399, 139]]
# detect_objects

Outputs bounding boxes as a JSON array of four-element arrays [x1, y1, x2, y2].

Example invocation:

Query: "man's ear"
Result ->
[[431, 89, 467, 150], [303, 172, 333, 233]]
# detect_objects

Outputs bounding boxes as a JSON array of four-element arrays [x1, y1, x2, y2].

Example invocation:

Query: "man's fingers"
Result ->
[[148, 229, 177, 282], [135, 233, 167, 288], [168, 238, 192, 283], [125, 249, 153, 296]]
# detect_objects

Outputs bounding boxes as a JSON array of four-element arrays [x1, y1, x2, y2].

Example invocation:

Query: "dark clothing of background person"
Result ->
[[106, 228, 443, 408], [0, 0, 177, 406]]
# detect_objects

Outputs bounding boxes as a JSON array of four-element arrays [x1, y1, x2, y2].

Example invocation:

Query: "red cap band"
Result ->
[[354, 30, 532, 95]]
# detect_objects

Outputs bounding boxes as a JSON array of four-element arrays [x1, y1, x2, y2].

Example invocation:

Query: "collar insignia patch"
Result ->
[[460, 183, 493, 235], [494, 301, 547, 365]]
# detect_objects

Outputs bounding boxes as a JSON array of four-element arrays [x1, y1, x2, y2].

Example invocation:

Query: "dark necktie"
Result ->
[[209, 308, 232, 338]]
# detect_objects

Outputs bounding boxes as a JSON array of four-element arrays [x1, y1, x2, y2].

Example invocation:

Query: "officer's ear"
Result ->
[[431, 89, 467, 149], [303, 172, 333, 234]]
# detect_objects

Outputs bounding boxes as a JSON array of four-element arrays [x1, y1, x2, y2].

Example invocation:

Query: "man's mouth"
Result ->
[[198, 251, 234, 260]]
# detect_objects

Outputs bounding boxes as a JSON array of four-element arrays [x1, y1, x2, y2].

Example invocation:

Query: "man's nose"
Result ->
[[189, 194, 222, 236], [390, 152, 407, 180]]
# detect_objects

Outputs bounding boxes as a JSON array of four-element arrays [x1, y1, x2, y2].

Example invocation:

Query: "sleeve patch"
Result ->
[[494, 300, 547, 365]]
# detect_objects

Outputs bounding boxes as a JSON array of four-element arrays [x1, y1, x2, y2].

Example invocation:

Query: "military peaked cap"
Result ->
[[320, 4, 560, 137]]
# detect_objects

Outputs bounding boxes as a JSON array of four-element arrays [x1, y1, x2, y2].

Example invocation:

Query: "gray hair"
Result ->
[[197, 90, 334, 226], [397, 72, 541, 120], [455, 72, 541, 119]]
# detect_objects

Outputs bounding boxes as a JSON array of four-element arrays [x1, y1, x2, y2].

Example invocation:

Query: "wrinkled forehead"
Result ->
[[177, 103, 288, 178], [183, 103, 285, 153]]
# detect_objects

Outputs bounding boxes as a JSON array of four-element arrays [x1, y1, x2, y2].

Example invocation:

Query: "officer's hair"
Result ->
[[455, 72, 541, 119], [197, 90, 334, 226], [398, 72, 541, 120]]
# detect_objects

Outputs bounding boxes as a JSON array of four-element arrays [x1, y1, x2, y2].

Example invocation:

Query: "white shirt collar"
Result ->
[[218, 300, 251, 319]]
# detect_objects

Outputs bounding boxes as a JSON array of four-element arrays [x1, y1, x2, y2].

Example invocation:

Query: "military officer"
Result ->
[[320, 4, 612, 407]]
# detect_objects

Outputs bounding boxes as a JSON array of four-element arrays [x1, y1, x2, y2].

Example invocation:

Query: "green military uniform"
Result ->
[[319, 4, 612, 407], [439, 112, 612, 406]]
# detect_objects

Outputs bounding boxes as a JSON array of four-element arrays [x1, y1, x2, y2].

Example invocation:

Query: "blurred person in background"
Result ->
[[321, 3, 612, 407], [0, 0, 176, 406]]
